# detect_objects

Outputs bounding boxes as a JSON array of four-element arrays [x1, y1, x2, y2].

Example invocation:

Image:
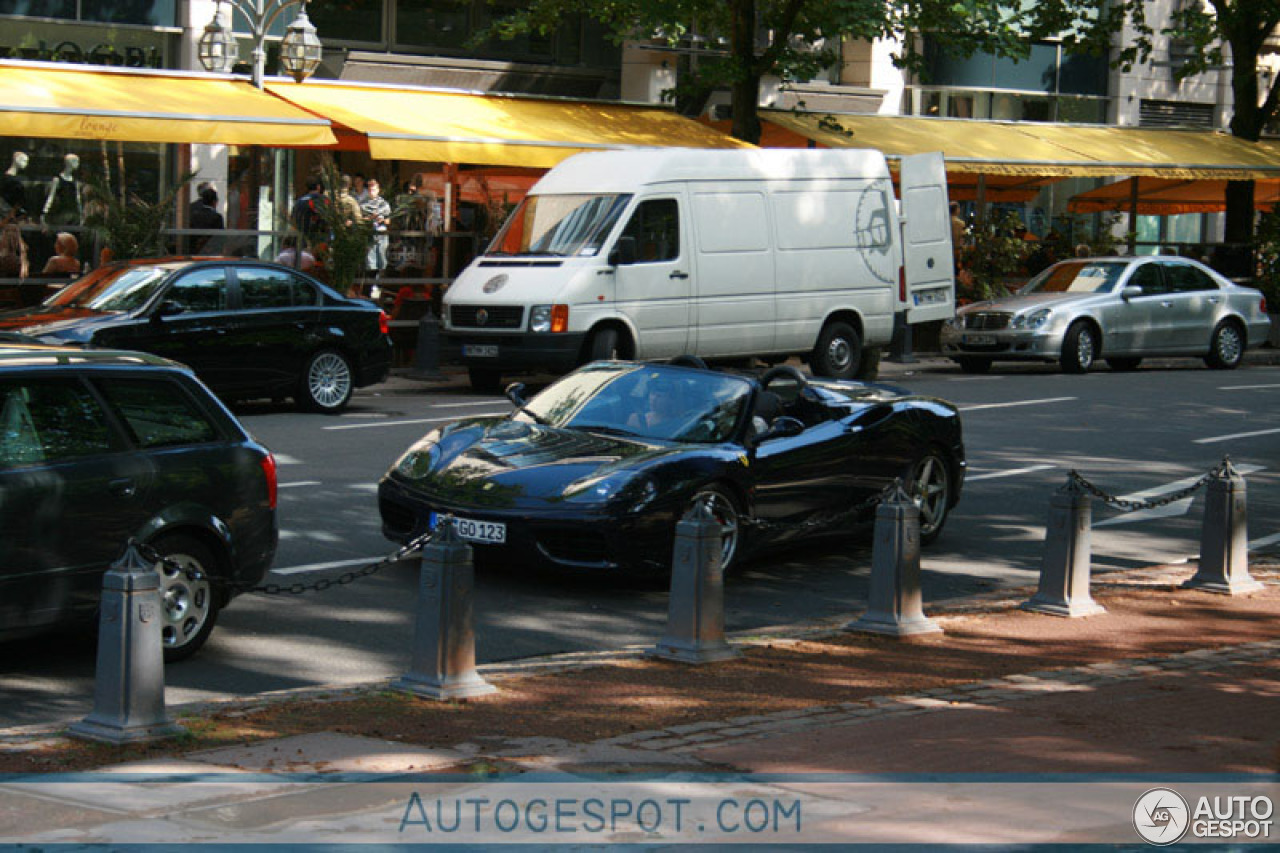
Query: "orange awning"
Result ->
[[1068, 177, 1280, 215]]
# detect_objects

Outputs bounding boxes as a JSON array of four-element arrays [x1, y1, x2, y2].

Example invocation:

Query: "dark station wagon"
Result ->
[[0, 343, 278, 660], [0, 258, 392, 413]]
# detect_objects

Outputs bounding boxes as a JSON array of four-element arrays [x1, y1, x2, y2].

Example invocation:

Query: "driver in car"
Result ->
[[628, 381, 684, 434]]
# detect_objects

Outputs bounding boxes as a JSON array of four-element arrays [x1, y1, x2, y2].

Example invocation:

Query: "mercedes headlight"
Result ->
[[393, 438, 441, 479], [1013, 308, 1052, 330]]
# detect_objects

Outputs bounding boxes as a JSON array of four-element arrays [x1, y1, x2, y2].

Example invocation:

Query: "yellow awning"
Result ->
[[1068, 176, 1280, 215], [0, 61, 336, 147], [267, 81, 754, 167], [764, 111, 1280, 180]]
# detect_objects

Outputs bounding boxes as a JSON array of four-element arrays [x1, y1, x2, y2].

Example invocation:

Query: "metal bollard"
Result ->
[[1185, 459, 1263, 594], [1021, 475, 1105, 617], [68, 540, 183, 744], [846, 481, 942, 637], [411, 306, 443, 380], [650, 501, 740, 663], [393, 517, 497, 700]]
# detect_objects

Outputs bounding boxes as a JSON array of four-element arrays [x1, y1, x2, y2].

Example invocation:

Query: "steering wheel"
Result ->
[[668, 354, 709, 370], [759, 364, 809, 392]]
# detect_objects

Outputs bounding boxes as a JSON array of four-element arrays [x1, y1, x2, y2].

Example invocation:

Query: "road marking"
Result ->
[[967, 464, 1056, 482], [1095, 463, 1264, 527], [273, 453, 303, 465], [1219, 383, 1280, 390], [279, 481, 321, 489], [434, 401, 516, 408], [272, 556, 397, 576], [1250, 531, 1280, 550], [958, 396, 1077, 412], [323, 412, 509, 431], [1194, 427, 1280, 444]]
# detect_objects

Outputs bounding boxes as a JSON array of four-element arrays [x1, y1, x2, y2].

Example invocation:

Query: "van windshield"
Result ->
[[486, 193, 631, 258]]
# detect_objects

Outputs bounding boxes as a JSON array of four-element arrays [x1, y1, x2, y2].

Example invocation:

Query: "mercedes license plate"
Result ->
[[463, 344, 499, 358], [430, 512, 506, 544], [964, 334, 996, 346]]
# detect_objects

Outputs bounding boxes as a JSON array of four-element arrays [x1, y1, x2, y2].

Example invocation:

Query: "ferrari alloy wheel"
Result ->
[[687, 487, 742, 572], [1205, 321, 1244, 370], [906, 451, 952, 545], [152, 534, 221, 663], [299, 349, 354, 413]]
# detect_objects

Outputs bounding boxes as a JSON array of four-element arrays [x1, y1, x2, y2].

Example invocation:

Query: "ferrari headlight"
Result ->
[[564, 473, 658, 510], [530, 305, 553, 333], [393, 439, 441, 479], [1012, 308, 1052, 330]]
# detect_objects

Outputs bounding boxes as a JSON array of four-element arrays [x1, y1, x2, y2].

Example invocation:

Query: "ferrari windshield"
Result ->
[[1020, 261, 1127, 294], [486, 193, 631, 258], [46, 265, 169, 311], [516, 363, 752, 443]]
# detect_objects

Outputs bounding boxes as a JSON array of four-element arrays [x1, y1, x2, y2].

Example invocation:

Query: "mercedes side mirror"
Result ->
[[1121, 285, 1143, 301], [608, 236, 638, 266]]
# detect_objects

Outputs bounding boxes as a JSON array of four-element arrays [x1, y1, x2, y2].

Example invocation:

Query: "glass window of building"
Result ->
[[310, 0, 383, 45], [0, 1, 175, 26]]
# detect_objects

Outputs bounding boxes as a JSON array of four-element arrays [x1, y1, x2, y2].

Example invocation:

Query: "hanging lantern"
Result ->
[[197, 3, 239, 74], [279, 3, 323, 83]]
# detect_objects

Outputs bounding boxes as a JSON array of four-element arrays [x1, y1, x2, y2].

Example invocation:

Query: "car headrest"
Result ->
[[753, 390, 781, 423]]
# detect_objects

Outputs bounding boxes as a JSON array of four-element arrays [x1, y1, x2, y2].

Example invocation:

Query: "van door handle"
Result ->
[[669, 271, 689, 280], [108, 478, 136, 497]]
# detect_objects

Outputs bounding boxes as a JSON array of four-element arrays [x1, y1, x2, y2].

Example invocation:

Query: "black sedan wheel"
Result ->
[[1205, 321, 1245, 370], [687, 487, 742, 572], [906, 451, 953, 544], [1059, 321, 1096, 374], [152, 534, 221, 663], [299, 349, 354, 413]]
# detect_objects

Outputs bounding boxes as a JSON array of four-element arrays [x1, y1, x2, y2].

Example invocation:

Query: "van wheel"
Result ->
[[468, 367, 503, 394], [811, 322, 861, 379], [854, 346, 880, 381], [587, 327, 622, 362]]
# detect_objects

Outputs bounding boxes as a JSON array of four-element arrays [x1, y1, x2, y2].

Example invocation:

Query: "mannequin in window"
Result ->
[[42, 153, 83, 228], [1, 152, 28, 220]]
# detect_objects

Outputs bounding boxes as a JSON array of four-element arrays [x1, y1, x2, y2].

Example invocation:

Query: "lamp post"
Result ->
[[197, 0, 323, 89]]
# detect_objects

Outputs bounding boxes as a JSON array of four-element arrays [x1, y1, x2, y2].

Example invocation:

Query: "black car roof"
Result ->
[[0, 343, 183, 370]]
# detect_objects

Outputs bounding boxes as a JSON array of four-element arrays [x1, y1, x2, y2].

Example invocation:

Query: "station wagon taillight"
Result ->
[[261, 451, 278, 510], [379, 310, 390, 336], [1262, 296, 1269, 314]]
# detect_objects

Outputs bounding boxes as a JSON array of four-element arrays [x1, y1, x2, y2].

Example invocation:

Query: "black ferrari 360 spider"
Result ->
[[378, 359, 965, 574]]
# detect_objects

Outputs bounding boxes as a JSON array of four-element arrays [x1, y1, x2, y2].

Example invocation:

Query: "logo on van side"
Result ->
[[482, 274, 509, 294], [853, 188, 895, 285]]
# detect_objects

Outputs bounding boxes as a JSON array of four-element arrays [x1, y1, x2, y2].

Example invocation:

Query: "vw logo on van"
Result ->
[[482, 274, 509, 294], [475, 309, 489, 326]]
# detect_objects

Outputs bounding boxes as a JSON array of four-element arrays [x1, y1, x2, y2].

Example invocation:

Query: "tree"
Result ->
[[488, 0, 1042, 144], [1051, 0, 1280, 246]]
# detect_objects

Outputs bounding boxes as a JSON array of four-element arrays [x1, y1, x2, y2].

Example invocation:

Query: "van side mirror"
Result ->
[[1121, 285, 1143, 301], [609, 236, 638, 266]]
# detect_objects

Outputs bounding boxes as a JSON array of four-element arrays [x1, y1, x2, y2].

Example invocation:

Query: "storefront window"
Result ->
[[310, 0, 382, 44], [395, 0, 472, 51], [0, 1, 175, 26]]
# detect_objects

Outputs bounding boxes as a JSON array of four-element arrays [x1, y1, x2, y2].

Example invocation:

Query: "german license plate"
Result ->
[[463, 344, 499, 358], [430, 512, 506, 544], [964, 334, 996, 346]]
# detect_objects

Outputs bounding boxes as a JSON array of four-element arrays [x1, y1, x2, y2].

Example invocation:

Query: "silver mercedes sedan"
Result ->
[[940, 256, 1271, 374]]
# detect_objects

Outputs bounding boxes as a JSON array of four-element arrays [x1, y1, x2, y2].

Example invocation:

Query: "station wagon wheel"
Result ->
[[1059, 321, 1096, 374], [906, 450, 952, 545], [152, 534, 220, 663], [299, 349, 354, 413], [1205, 321, 1245, 370], [686, 487, 742, 572]]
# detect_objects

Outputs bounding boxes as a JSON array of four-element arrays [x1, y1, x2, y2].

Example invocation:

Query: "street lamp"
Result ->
[[197, 0, 323, 89]]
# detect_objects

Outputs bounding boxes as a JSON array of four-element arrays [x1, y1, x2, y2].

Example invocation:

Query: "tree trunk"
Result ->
[[730, 76, 763, 144], [728, 0, 762, 144]]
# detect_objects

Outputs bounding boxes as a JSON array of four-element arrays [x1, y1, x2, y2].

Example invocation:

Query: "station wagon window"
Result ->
[[618, 199, 679, 263], [1162, 263, 1217, 293], [165, 268, 228, 313], [96, 379, 220, 449], [238, 267, 317, 309], [0, 378, 117, 467]]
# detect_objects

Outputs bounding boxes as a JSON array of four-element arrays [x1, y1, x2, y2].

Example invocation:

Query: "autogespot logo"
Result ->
[[1134, 788, 1191, 845]]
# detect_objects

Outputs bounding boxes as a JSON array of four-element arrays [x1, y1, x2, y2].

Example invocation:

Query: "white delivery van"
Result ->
[[442, 148, 954, 392]]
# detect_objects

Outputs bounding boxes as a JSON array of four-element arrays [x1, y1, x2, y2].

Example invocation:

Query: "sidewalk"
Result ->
[[0, 560, 1276, 844]]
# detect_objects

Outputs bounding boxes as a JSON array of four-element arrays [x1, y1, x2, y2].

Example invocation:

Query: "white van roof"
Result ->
[[531, 147, 892, 194]]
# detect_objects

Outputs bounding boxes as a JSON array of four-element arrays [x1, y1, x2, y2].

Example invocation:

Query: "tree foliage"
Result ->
[[488, 0, 1045, 143]]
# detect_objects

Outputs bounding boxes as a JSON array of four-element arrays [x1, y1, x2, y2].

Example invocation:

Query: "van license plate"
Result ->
[[429, 512, 506, 544], [463, 344, 499, 358], [964, 334, 996, 346]]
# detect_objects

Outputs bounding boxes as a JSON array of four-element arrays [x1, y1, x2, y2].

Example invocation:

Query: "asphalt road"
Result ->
[[4, 355, 1279, 729]]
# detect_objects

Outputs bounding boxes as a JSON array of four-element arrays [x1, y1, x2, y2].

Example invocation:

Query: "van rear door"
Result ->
[[899, 152, 955, 323]]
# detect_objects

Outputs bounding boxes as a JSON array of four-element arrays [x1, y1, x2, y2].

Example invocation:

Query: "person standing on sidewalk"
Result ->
[[360, 178, 391, 281]]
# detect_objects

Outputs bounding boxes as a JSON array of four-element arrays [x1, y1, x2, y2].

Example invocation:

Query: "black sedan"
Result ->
[[379, 360, 965, 574], [0, 258, 392, 412]]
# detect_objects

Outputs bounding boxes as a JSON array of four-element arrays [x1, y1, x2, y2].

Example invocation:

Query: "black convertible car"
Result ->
[[379, 360, 965, 574]]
